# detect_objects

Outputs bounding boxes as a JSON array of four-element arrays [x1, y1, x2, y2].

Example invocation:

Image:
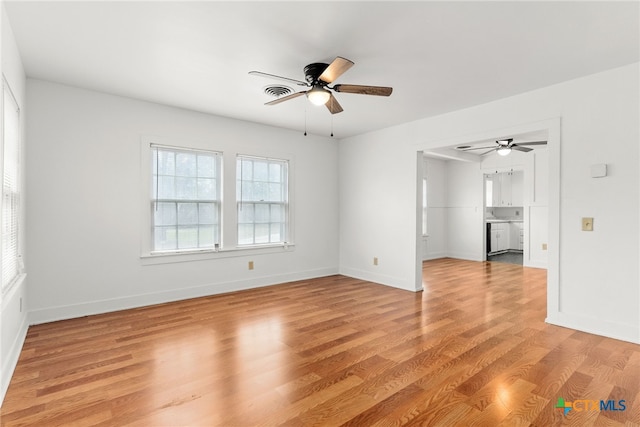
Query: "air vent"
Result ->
[[264, 85, 293, 98]]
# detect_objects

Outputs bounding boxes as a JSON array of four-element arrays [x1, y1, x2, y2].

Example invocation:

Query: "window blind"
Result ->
[[2, 83, 20, 290]]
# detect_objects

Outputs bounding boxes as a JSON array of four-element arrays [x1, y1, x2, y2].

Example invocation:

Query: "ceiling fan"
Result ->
[[249, 56, 393, 114], [458, 138, 547, 156]]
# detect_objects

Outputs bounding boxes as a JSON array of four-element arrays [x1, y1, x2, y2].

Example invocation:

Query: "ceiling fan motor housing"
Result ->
[[304, 63, 329, 84]]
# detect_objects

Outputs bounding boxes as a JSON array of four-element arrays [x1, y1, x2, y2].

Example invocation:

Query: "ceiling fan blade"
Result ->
[[514, 141, 547, 146], [319, 57, 354, 84], [333, 84, 393, 96], [264, 91, 307, 106], [325, 93, 344, 114], [249, 71, 308, 87], [512, 146, 533, 153], [461, 146, 497, 151], [480, 148, 498, 156]]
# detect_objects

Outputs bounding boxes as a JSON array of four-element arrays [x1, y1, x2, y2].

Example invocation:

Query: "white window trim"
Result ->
[[1, 76, 23, 293], [140, 136, 295, 265]]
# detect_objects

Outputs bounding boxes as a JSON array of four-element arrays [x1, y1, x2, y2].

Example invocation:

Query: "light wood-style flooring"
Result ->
[[1, 258, 639, 426]]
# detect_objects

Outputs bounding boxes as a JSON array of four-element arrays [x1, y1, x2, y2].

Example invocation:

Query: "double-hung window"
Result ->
[[151, 145, 221, 253], [2, 82, 21, 290], [237, 155, 289, 246]]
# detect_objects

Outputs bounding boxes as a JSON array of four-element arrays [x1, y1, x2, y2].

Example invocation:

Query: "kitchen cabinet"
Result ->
[[490, 222, 509, 253], [509, 222, 524, 251], [485, 171, 523, 207]]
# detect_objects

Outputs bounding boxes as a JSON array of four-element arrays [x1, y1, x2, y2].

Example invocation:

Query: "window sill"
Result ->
[[2, 272, 26, 300], [140, 243, 295, 265]]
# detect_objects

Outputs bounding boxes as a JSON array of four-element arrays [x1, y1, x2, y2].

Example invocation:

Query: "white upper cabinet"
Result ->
[[486, 171, 523, 207]]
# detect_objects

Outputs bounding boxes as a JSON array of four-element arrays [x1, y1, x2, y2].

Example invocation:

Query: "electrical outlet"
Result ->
[[542, 243, 547, 250], [248, 261, 254, 270], [582, 217, 594, 231], [373, 257, 378, 266]]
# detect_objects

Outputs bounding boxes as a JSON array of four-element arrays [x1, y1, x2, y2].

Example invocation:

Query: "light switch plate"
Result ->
[[582, 217, 594, 231]]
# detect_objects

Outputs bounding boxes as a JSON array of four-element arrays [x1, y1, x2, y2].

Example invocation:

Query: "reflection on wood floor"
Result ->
[[1, 258, 638, 426]]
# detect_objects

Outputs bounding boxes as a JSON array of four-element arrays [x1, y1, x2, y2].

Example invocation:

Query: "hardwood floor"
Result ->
[[1, 258, 639, 426]]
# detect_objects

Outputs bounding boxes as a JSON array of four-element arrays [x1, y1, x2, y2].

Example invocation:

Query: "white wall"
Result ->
[[339, 63, 640, 344], [444, 161, 484, 261], [422, 157, 447, 260], [25, 80, 339, 323], [1, 2, 28, 403]]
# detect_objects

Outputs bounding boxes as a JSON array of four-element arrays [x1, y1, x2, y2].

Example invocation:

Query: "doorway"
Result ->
[[485, 170, 524, 266], [416, 118, 560, 324]]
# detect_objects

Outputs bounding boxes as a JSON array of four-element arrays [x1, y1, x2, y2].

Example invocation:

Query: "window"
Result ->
[[151, 145, 221, 253], [2, 81, 21, 290], [237, 155, 288, 246]]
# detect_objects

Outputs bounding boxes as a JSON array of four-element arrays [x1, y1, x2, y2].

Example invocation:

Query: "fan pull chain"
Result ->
[[304, 108, 307, 136], [331, 111, 334, 138]]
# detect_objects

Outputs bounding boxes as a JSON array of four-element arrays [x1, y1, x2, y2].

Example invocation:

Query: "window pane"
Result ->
[[177, 226, 198, 249], [157, 176, 175, 199], [176, 177, 197, 200], [255, 224, 269, 244], [270, 204, 282, 222], [241, 159, 253, 180], [154, 226, 177, 250], [269, 163, 281, 182], [199, 226, 215, 247], [268, 183, 282, 202], [270, 224, 281, 243], [254, 182, 268, 201], [156, 150, 175, 175], [197, 178, 215, 200], [238, 203, 254, 223], [199, 203, 216, 224], [254, 161, 268, 181], [154, 202, 176, 226], [177, 203, 198, 225], [255, 204, 269, 223], [238, 224, 254, 245], [240, 181, 254, 201], [197, 154, 215, 178], [176, 152, 197, 177]]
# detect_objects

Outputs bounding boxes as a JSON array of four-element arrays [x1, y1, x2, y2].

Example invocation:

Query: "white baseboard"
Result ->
[[546, 312, 639, 345], [1, 312, 28, 405], [422, 252, 447, 261], [338, 267, 420, 292], [445, 251, 484, 262], [525, 259, 548, 269], [28, 267, 338, 325]]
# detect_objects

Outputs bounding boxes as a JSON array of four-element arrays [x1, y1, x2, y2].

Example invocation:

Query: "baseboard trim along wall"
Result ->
[[1, 312, 29, 405], [546, 312, 640, 345], [339, 267, 420, 292], [28, 267, 339, 325]]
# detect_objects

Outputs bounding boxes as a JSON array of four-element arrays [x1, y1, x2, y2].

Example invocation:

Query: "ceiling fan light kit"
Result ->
[[306, 85, 331, 106], [497, 147, 512, 156]]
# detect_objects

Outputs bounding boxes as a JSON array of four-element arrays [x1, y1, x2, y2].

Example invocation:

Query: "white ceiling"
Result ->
[[5, 1, 639, 138]]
